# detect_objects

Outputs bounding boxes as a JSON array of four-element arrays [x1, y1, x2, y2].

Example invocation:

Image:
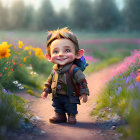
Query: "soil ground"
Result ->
[[8, 63, 121, 140]]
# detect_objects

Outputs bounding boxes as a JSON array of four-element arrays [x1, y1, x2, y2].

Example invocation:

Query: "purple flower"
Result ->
[[135, 82, 140, 92], [2, 88, 10, 95], [130, 72, 137, 79], [116, 87, 122, 96], [124, 76, 127, 81], [127, 84, 135, 92], [125, 76, 132, 84]]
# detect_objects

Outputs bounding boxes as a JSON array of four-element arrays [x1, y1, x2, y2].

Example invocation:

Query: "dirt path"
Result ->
[[15, 63, 120, 140]]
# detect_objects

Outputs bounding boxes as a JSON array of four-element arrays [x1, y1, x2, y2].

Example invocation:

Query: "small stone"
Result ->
[[119, 133, 123, 137], [31, 116, 41, 122], [100, 133, 107, 136], [111, 125, 116, 130], [40, 130, 46, 135]]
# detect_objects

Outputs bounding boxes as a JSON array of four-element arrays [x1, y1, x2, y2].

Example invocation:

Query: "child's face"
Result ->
[[49, 38, 76, 66]]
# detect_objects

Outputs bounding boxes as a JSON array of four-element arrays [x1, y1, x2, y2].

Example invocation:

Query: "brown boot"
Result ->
[[68, 114, 76, 124], [49, 113, 67, 123]]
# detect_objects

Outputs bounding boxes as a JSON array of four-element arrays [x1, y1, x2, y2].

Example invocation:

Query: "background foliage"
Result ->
[[0, 0, 140, 31]]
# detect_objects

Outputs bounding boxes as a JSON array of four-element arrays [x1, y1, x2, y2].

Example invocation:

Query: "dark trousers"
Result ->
[[52, 94, 78, 115]]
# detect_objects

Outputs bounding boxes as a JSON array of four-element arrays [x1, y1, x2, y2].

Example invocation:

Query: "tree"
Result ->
[[0, 0, 9, 29], [69, 0, 93, 30], [55, 8, 71, 28], [122, 0, 140, 31], [23, 5, 36, 30], [36, 0, 57, 30], [9, 0, 26, 29], [91, 0, 121, 31]]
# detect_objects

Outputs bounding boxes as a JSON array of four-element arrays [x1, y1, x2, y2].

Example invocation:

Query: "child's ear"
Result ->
[[75, 49, 84, 59], [46, 54, 51, 62]]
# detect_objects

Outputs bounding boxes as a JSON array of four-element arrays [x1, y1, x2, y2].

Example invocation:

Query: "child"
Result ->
[[41, 27, 89, 124]]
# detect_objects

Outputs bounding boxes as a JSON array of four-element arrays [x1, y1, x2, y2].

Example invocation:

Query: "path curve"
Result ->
[[18, 63, 120, 140]]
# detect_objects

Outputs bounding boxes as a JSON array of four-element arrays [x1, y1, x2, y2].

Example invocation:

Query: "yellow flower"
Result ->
[[18, 40, 23, 48], [24, 46, 30, 51], [0, 42, 11, 59], [2, 42, 11, 48], [31, 47, 36, 51], [24, 57, 26, 62], [29, 51, 31, 55], [35, 48, 45, 59]]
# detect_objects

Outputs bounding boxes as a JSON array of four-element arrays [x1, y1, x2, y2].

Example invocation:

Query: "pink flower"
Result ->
[[112, 50, 140, 76], [84, 55, 99, 63]]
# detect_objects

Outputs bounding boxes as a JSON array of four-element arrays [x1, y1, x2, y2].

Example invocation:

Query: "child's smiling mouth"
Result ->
[[56, 58, 68, 61]]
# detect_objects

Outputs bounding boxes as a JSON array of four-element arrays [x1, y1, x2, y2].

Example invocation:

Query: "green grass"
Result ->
[[76, 31, 140, 40], [0, 89, 29, 131], [1, 30, 140, 46], [91, 55, 140, 140]]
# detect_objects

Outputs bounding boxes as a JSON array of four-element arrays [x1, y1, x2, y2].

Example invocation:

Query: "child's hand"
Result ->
[[79, 94, 88, 103], [41, 92, 48, 99]]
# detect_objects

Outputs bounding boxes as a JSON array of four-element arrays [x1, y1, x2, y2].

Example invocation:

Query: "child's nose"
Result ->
[[59, 52, 64, 57]]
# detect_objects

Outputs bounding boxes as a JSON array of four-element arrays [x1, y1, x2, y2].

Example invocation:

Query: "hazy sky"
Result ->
[[1, 0, 123, 12]]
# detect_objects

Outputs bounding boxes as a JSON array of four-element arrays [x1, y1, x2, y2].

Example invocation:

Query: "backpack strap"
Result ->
[[69, 64, 81, 97], [51, 70, 58, 98]]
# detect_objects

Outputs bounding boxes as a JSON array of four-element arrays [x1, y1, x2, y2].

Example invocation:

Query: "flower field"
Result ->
[[0, 41, 52, 137], [0, 31, 140, 139], [92, 49, 140, 140]]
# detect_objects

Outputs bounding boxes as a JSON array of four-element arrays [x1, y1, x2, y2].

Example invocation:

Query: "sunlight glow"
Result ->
[[1, 0, 123, 11], [1, 0, 70, 11]]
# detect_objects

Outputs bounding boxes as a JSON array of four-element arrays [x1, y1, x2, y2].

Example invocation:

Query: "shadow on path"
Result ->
[[57, 120, 126, 130]]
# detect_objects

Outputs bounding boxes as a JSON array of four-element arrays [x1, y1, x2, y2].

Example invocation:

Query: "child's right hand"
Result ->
[[41, 92, 48, 99]]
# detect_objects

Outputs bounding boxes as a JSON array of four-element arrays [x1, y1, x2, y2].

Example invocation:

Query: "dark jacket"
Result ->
[[44, 62, 89, 103]]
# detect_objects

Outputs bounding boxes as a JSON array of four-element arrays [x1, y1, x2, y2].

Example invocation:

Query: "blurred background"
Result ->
[[0, 0, 140, 32], [0, 1, 140, 139]]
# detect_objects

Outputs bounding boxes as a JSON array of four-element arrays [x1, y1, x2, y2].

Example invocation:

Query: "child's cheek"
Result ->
[[67, 53, 75, 60], [51, 55, 57, 62]]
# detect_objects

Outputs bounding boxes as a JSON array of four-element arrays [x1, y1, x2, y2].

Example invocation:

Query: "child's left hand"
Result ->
[[79, 94, 88, 103]]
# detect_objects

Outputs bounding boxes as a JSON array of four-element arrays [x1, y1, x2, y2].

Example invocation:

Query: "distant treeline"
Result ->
[[0, 0, 140, 31]]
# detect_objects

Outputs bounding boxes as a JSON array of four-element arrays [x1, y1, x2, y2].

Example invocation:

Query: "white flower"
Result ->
[[30, 71, 34, 75], [19, 86, 24, 90], [18, 84, 22, 87], [27, 66, 32, 70], [13, 81, 18, 84]]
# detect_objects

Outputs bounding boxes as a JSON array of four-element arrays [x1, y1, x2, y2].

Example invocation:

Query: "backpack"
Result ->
[[69, 56, 88, 96], [73, 56, 89, 72]]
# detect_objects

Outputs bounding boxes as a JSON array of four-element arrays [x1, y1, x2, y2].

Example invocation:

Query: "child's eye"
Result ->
[[53, 50, 58, 54], [65, 49, 70, 53]]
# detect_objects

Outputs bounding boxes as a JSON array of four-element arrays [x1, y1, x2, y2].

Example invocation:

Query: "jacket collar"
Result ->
[[53, 62, 73, 74]]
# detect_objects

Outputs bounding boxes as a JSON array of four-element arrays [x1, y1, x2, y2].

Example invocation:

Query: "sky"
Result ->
[[1, 0, 123, 12]]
